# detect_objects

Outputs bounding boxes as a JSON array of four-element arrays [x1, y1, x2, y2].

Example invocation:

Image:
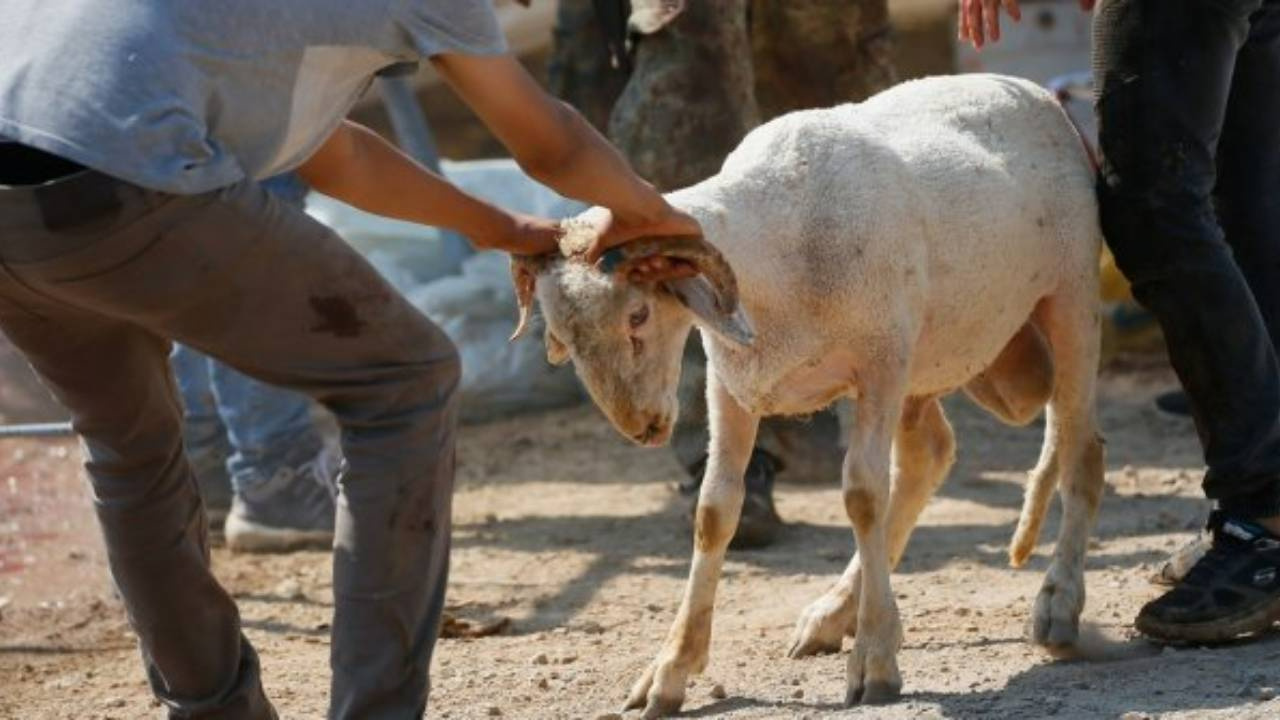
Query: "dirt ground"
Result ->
[[3, 357, 1280, 720]]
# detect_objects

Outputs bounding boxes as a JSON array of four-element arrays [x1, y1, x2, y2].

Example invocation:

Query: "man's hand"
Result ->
[[570, 204, 703, 283], [959, 0, 1095, 49], [499, 213, 563, 256], [576, 204, 703, 263]]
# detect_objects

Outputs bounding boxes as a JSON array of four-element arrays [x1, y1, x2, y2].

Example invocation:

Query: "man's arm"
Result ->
[[430, 52, 700, 259], [297, 120, 560, 255]]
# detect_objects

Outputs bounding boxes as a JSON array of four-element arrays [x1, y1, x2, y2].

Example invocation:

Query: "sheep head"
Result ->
[[510, 221, 753, 447]]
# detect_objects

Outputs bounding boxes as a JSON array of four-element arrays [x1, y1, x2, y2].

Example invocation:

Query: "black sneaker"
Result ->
[[1136, 511, 1280, 643], [681, 447, 783, 549], [225, 444, 340, 553], [1154, 389, 1192, 417]]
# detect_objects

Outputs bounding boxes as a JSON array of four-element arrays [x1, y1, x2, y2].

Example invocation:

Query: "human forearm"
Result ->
[[298, 121, 558, 254], [515, 102, 667, 225]]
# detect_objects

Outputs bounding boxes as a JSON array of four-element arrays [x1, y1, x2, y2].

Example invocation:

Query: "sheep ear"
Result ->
[[545, 329, 571, 366], [666, 276, 755, 347]]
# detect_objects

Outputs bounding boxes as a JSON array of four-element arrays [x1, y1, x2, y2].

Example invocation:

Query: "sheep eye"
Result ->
[[629, 306, 650, 329]]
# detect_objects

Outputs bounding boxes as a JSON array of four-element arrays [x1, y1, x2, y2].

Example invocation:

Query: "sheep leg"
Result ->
[[789, 396, 956, 658], [1027, 292, 1105, 649], [842, 365, 909, 705], [625, 371, 759, 718]]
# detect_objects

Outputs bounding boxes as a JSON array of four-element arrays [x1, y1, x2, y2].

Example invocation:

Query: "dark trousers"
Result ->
[[0, 167, 460, 718], [1095, 0, 1280, 517]]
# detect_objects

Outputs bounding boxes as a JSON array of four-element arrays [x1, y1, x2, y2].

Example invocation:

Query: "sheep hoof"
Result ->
[[846, 680, 902, 706]]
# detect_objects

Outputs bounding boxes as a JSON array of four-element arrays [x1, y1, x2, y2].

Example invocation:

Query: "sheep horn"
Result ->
[[599, 235, 739, 314], [509, 254, 552, 341]]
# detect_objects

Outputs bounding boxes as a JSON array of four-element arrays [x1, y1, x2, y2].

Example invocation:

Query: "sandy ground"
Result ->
[[3, 358, 1280, 720]]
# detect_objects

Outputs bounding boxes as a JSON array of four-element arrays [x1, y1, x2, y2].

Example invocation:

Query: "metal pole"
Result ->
[[0, 421, 75, 439]]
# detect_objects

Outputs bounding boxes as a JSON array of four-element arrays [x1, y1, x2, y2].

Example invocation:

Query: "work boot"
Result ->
[[225, 444, 341, 553], [1136, 511, 1280, 643], [681, 447, 783, 549]]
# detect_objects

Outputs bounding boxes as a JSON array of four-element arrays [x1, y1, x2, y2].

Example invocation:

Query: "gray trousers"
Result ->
[[0, 170, 460, 719]]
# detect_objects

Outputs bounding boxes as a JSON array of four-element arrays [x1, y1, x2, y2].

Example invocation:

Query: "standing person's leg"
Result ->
[[1215, 2, 1280, 350], [1094, 0, 1280, 641], [210, 355, 339, 552], [1, 251, 274, 715], [2, 169, 458, 717], [170, 343, 235, 528]]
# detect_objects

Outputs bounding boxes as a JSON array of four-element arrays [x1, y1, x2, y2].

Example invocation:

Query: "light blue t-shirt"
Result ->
[[0, 1, 506, 194]]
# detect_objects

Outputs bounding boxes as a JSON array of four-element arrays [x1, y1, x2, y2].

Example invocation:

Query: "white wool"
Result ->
[[660, 73, 1098, 414]]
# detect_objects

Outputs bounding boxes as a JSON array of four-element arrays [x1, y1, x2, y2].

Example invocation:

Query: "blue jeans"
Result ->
[[170, 344, 323, 495], [170, 173, 323, 496], [1096, 0, 1280, 517]]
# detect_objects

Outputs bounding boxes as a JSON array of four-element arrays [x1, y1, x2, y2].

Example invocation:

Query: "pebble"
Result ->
[[273, 579, 304, 600], [792, 688, 805, 699], [531, 653, 549, 666], [535, 677, 550, 690], [560, 654, 578, 664], [595, 714, 623, 720], [1257, 687, 1277, 702], [1119, 712, 1151, 720], [709, 684, 727, 700], [487, 707, 502, 717]]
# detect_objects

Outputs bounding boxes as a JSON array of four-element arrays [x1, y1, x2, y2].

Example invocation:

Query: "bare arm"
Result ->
[[430, 52, 700, 258], [297, 120, 560, 255]]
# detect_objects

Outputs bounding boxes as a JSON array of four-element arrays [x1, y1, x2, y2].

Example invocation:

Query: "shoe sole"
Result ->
[[224, 514, 333, 554], [1136, 595, 1280, 644]]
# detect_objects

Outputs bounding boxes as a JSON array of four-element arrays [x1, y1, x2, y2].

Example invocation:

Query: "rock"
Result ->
[[595, 714, 623, 720], [1256, 687, 1276, 702], [534, 677, 550, 690], [792, 688, 805, 699], [560, 654, 578, 664], [487, 707, 502, 717], [531, 653, 549, 666], [710, 683, 727, 700], [1119, 712, 1151, 720], [273, 579, 304, 600]]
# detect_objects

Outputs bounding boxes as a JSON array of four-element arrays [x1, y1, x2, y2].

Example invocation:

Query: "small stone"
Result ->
[[487, 707, 502, 717], [103, 697, 126, 709], [709, 683, 727, 700], [531, 653, 549, 666], [273, 579, 304, 600], [560, 654, 578, 664], [1256, 687, 1276, 702], [578, 621, 606, 635], [792, 688, 805, 699], [646, 603, 664, 613], [1119, 712, 1151, 720], [1071, 680, 1091, 690], [595, 714, 623, 720], [534, 677, 550, 690]]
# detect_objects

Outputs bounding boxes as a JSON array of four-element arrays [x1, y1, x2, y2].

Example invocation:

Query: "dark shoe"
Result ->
[[1136, 511, 1280, 643], [225, 445, 340, 553], [682, 448, 783, 549], [1154, 389, 1192, 417]]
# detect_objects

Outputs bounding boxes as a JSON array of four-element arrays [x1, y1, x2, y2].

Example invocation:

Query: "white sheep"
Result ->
[[512, 73, 1105, 717]]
